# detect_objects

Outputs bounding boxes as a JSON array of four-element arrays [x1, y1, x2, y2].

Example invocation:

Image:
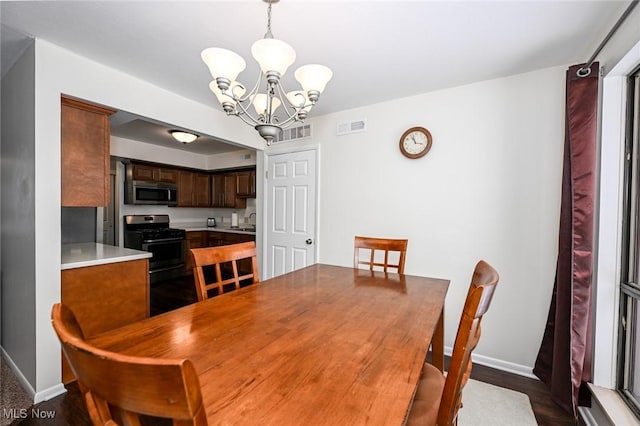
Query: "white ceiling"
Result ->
[[0, 1, 632, 154]]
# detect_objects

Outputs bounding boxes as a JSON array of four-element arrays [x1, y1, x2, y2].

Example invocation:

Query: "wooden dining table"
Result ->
[[88, 263, 449, 425]]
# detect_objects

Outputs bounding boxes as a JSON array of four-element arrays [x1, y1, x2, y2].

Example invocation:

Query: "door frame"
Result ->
[[260, 143, 320, 279]]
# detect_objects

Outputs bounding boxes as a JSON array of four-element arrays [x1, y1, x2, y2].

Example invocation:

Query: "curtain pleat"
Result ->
[[533, 62, 599, 419]]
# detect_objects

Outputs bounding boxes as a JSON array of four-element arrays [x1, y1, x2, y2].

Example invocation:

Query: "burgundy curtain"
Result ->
[[533, 62, 599, 419]]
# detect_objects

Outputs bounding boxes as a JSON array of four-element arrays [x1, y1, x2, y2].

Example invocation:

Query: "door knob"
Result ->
[[306, 239, 313, 245]]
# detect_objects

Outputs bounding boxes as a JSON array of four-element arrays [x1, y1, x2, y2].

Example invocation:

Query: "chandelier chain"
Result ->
[[264, 0, 273, 39]]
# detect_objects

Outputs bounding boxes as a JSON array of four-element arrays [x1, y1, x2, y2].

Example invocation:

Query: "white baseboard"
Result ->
[[1, 347, 67, 404], [444, 346, 538, 379], [34, 383, 66, 404]]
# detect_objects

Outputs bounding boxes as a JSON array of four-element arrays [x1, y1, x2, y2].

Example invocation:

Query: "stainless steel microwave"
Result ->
[[125, 181, 178, 206]]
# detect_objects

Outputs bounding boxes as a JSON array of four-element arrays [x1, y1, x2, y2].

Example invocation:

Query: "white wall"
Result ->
[[304, 66, 567, 375]]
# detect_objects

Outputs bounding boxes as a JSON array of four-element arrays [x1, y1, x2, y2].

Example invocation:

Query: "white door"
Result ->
[[266, 149, 317, 278]]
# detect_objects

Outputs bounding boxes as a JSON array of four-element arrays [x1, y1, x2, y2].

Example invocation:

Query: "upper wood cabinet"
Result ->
[[131, 162, 177, 184], [236, 169, 256, 198], [178, 170, 211, 207], [193, 173, 211, 207], [211, 172, 247, 209], [61, 97, 116, 207], [122, 159, 256, 208]]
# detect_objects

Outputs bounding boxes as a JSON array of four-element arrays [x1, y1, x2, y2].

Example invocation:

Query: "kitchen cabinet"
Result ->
[[130, 162, 177, 184], [185, 231, 208, 273], [211, 171, 253, 208], [61, 96, 116, 207], [194, 173, 211, 206], [178, 171, 211, 207], [208, 231, 256, 277], [211, 173, 244, 208], [61, 258, 149, 383], [236, 169, 256, 198]]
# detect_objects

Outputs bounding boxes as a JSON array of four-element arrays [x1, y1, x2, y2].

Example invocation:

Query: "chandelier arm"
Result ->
[[233, 70, 264, 104], [274, 114, 301, 128], [274, 81, 315, 114], [233, 108, 263, 128], [231, 101, 262, 126], [272, 81, 303, 119]]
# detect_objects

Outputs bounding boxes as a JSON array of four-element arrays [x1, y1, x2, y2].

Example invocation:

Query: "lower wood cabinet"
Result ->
[[61, 258, 149, 383], [185, 231, 255, 276], [208, 232, 256, 277], [185, 231, 209, 273]]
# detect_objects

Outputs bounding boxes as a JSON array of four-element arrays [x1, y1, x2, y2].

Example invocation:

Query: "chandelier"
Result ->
[[201, 0, 332, 145]]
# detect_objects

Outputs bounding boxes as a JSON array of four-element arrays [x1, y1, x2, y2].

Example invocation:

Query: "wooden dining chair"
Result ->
[[51, 303, 208, 426], [353, 235, 408, 274], [407, 260, 499, 426], [190, 241, 259, 301]]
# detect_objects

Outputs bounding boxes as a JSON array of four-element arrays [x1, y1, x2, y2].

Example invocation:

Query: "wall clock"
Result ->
[[399, 127, 432, 159]]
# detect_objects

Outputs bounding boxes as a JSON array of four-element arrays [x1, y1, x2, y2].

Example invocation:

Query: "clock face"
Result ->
[[399, 127, 432, 158]]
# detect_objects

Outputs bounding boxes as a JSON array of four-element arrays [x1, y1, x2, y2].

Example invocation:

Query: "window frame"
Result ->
[[618, 66, 640, 418]]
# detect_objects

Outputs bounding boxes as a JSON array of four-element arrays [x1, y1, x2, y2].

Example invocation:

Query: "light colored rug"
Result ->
[[1, 356, 33, 426], [458, 379, 538, 426]]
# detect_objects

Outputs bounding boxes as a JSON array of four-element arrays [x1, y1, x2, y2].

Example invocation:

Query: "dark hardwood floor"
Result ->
[[15, 275, 578, 425]]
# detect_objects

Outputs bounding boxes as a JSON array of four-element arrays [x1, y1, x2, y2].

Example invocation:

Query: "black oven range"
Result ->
[[123, 214, 186, 284]]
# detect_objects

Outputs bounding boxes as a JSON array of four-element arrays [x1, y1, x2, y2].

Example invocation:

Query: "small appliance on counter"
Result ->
[[207, 218, 216, 227]]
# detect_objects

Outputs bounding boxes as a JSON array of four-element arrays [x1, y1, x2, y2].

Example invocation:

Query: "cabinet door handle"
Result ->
[[306, 239, 313, 245]]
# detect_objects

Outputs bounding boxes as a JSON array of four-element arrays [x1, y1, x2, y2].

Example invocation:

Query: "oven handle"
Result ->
[[149, 264, 185, 274], [142, 237, 185, 244]]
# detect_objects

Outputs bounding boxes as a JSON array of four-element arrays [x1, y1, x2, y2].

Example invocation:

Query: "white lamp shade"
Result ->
[[201, 48, 246, 81], [170, 131, 198, 144], [286, 91, 312, 112], [294, 64, 333, 94], [209, 81, 246, 105], [251, 38, 296, 76], [250, 93, 281, 115]]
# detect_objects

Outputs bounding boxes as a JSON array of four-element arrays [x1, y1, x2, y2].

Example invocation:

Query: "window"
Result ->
[[619, 67, 640, 417]]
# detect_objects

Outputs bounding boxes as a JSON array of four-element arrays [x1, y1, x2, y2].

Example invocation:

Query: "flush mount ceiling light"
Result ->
[[201, 0, 332, 145], [170, 130, 199, 144]]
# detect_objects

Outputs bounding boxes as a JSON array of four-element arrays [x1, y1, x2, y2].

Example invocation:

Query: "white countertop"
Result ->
[[173, 222, 256, 235], [61, 243, 152, 270]]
